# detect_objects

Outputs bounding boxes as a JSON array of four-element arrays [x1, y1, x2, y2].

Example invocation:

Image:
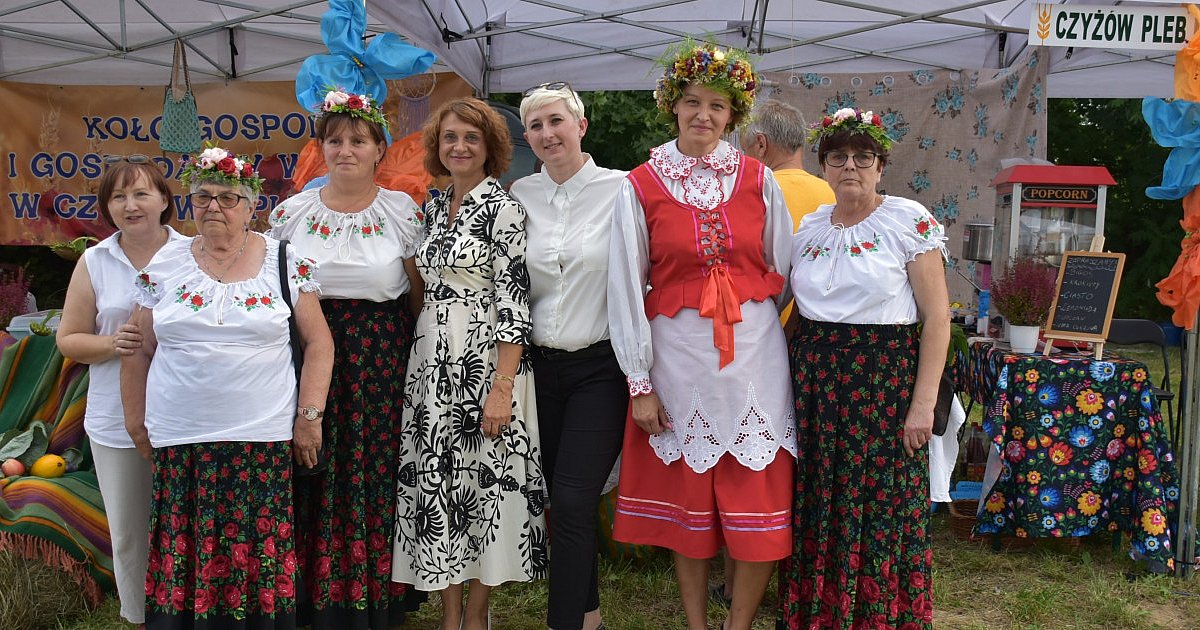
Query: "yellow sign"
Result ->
[[1030, 3, 1196, 51]]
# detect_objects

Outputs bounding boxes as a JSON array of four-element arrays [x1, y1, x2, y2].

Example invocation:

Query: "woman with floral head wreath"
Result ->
[[607, 40, 796, 630], [268, 88, 427, 628], [777, 109, 948, 629], [122, 146, 334, 628]]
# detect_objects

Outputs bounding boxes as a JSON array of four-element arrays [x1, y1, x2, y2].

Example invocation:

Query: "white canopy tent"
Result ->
[[0, 0, 1185, 97], [378, 0, 1181, 97]]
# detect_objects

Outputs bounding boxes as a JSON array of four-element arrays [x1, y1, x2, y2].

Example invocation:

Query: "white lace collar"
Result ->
[[648, 140, 741, 211]]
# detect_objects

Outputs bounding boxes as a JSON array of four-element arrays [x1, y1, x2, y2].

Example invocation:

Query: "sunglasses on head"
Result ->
[[102, 154, 152, 165], [522, 81, 573, 96]]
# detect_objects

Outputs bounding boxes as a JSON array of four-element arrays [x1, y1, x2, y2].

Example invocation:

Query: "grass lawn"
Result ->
[[9, 341, 1200, 629], [16, 516, 1200, 629]]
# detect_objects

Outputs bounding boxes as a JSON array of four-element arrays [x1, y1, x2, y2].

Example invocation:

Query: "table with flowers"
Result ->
[[964, 340, 1179, 569]]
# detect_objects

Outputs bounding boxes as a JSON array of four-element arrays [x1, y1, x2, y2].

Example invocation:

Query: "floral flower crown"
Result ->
[[179, 144, 263, 194], [319, 88, 389, 130], [654, 39, 758, 129], [807, 107, 894, 151]]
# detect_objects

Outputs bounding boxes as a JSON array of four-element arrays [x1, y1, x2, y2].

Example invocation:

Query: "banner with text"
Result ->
[[0, 74, 468, 246], [1030, 3, 1196, 50]]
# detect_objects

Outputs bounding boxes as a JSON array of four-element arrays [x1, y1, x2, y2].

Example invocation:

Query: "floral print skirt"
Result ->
[[778, 319, 933, 630], [293, 297, 423, 629], [145, 441, 297, 630]]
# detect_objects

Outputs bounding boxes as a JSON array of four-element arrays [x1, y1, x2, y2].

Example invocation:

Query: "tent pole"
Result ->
[[1177, 312, 1200, 578]]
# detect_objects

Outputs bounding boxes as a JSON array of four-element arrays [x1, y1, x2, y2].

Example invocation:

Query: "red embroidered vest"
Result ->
[[627, 154, 784, 367]]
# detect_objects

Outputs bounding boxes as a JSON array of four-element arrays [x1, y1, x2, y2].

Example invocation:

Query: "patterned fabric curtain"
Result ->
[[763, 49, 1049, 304]]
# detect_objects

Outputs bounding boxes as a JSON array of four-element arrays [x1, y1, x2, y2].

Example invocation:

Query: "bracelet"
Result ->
[[494, 373, 515, 384]]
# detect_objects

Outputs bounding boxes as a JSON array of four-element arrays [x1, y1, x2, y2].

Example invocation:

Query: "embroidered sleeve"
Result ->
[[489, 189, 532, 346], [284, 242, 322, 300], [901, 201, 949, 264], [382, 191, 426, 259], [131, 269, 162, 308], [607, 179, 656, 383]]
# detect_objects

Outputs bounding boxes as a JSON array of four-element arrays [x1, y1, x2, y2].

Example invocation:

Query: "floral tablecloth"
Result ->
[[966, 341, 1178, 569]]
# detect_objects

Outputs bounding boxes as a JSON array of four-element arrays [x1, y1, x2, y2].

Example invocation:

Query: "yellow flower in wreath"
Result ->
[[1077, 491, 1102, 516], [1076, 389, 1104, 414], [1141, 508, 1167, 536]]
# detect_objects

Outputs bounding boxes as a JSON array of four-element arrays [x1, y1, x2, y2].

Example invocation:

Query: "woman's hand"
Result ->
[[112, 322, 143, 357], [902, 402, 935, 457], [482, 378, 514, 438], [293, 417, 323, 468], [631, 393, 671, 435], [125, 420, 153, 461]]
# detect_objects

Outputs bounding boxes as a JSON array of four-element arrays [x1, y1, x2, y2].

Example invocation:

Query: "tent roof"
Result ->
[[0, 0, 419, 84], [0, 0, 1183, 97], [376, 0, 1181, 98]]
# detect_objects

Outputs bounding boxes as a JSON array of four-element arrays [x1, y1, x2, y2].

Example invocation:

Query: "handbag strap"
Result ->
[[277, 239, 303, 382], [169, 39, 192, 100]]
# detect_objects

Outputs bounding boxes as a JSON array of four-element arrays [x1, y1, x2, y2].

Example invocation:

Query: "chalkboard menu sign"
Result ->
[[1045, 251, 1126, 342]]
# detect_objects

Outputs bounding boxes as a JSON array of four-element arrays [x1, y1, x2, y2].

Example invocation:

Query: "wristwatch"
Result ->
[[298, 405, 324, 421]]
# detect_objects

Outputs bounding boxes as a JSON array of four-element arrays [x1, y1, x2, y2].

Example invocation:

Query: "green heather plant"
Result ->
[[990, 257, 1058, 327]]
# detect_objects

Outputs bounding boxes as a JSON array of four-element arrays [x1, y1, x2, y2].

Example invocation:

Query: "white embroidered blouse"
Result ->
[[608, 139, 797, 473], [790, 195, 948, 324], [83, 226, 187, 448], [268, 187, 424, 301], [132, 235, 320, 447]]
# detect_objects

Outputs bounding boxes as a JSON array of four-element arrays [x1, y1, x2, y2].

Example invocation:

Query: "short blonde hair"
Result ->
[[519, 85, 585, 126]]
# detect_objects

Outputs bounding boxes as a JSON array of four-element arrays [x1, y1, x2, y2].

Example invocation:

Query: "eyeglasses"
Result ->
[[188, 192, 249, 209], [824, 151, 879, 168], [102, 154, 152, 165], [523, 81, 573, 96]]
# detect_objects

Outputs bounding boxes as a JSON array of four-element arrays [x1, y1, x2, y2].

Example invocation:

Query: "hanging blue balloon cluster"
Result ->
[[295, 0, 437, 143]]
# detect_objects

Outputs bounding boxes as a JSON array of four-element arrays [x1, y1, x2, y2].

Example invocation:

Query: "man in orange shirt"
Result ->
[[741, 98, 836, 232]]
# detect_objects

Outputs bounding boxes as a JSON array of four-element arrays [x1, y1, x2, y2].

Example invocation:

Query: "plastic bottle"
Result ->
[[976, 290, 990, 335]]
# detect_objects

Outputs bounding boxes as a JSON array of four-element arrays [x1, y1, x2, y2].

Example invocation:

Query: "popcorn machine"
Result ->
[[989, 164, 1115, 273], [960, 164, 1116, 334]]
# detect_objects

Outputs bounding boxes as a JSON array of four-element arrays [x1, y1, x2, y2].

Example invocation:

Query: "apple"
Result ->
[[2, 458, 26, 477]]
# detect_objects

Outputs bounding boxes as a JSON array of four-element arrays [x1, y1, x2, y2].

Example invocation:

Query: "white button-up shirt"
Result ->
[[510, 156, 627, 351]]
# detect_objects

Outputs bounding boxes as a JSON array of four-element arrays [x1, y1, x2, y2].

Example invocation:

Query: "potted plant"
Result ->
[[990, 256, 1057, 353]]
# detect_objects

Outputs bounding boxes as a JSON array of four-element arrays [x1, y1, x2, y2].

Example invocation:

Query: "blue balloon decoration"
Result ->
[[295, 0, 436, 143]]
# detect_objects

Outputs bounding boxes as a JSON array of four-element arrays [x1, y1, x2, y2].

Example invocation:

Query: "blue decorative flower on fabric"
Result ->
[[1036, 384, 1059, 407], [1068, 425, 1094, 448], [1038, 488, 1061, 509], [1090, 460, 1110, 484], [1089, 361, 1116, 382]]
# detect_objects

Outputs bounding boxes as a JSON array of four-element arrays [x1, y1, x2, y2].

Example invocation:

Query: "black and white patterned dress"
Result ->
[[392, 177, 548, 589]]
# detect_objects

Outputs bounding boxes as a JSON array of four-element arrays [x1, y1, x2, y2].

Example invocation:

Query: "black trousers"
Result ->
[[531, 341, 628, 630]]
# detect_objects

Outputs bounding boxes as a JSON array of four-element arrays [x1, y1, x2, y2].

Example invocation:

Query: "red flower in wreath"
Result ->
[[217, 156, 237, 174], [241, 163, 254, 177], [872, 113, 883, 126], [822, 116, 833, 127], [346, 95, 364, 110]]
